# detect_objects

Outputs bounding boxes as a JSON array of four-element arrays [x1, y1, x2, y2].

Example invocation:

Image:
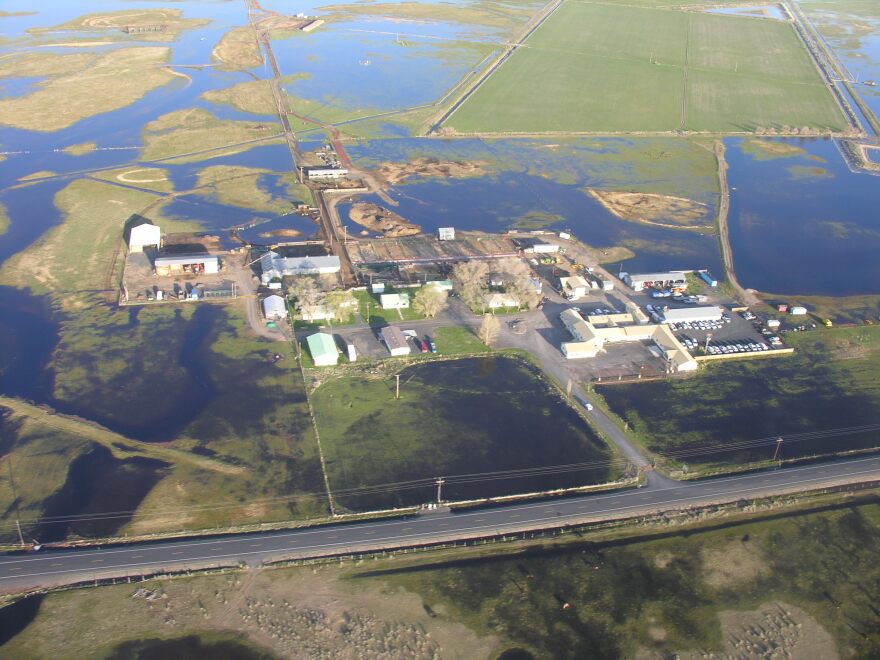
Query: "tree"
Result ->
[[323, 289, 356, 321], [452, 261, 490, 313], [412, 284, 448, 318], [508, 278, 540, 310], [288, 276, 323, 319], [478, 313, 500, 347]]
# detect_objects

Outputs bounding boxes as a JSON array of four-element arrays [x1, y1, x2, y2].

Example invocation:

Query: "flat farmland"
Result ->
[[447, 2, 847, 133]]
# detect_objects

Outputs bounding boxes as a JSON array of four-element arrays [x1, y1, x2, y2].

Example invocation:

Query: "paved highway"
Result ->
[[1, 455, 878, 593]]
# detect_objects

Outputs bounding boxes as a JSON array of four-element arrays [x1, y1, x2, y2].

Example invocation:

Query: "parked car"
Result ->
[[418, 338, 429, 353], [426, 337, 437, 353]]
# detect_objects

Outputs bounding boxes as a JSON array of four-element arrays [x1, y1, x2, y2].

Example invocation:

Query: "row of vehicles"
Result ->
[[705, 339, 770, 355]]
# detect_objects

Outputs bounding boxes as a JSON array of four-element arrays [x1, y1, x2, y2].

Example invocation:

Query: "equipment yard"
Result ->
[[347, 233, 519, 265]]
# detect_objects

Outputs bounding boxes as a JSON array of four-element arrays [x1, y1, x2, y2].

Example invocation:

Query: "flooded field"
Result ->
[[726, 137, 880, 296], [343, 137, 723, 273], [312, 356, 613, 511], [596, 326, 880, 469]]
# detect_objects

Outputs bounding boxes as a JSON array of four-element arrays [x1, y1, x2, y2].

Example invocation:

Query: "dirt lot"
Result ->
[[121, 236, 252, 304]]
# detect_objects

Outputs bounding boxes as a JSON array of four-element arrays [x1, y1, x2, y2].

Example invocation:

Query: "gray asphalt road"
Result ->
[[2, 455, 878, 593]]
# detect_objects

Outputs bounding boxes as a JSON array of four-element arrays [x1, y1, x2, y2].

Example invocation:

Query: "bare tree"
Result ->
[[452, 261, 490, 312], [323, 289, 357, 321], [288, 276, 324, 319], [478, 313, 500, 347], [412, 284, 448, 318], [508, 279, 540, 310]]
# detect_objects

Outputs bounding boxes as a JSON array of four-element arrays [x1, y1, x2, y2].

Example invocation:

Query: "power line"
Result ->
[[3, 425, 877, 532]]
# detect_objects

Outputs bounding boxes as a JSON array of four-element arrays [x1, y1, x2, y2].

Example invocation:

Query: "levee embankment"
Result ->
[[714, 141, 758, 307]]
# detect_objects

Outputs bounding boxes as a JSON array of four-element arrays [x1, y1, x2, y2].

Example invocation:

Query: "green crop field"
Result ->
[[447, 1, 847, 133]]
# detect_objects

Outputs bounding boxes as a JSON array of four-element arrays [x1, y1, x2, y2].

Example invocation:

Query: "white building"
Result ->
[[559, 309, 698, 372], [380, 293, 410, 309], [262, 295, 288, 320], [306, 167, 348, 180], [486, 293, 519, 309], [659, 306, 722, 324], [622, 272, 687, 292], [306, 332, 339, 367], [380, 325, 410, 356], [560, 275, 588, 300], [260, 252, 341, 284], [128, 223, 161, 253], [154, 254, 219, 276]]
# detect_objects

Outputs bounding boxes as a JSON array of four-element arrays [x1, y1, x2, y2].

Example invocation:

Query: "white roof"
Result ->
[[626, 272, 686, 282], [129, 223, 160, 247], [262, 295, 287, 315], [660, 306, 722, 323]]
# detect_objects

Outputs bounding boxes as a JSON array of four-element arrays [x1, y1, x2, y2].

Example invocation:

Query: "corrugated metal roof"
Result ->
[[306, 333, 337, 359], [154, 254, 218, 266], [380, 325, 408, 350]]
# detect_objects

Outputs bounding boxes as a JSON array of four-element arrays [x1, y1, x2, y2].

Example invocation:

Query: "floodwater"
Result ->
[[801, 1, 880, 125], [105, 635, 277, 660], [705, 4, 786, 21], [34, 445, 169, 543], [0, 292, 224, 443], [725, 137, 880, 296]]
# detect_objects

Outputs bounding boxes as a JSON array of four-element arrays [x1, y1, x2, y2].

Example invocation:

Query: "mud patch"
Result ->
[[348, 202, 421, 238], [702, 539, 769, 589], [374, 157, 487, 186], [700, 602, 836, 660], [587, 188, 710, 228]]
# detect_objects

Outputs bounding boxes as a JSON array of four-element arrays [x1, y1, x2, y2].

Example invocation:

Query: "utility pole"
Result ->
[[395, 373, 401, 400], [6, 457, 25, 548], [436, 477, 445, 504], [773, 436, 784, 462]]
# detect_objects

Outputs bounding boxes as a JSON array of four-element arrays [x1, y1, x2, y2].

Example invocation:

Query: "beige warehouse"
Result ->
[[560, 309, 697, 372]]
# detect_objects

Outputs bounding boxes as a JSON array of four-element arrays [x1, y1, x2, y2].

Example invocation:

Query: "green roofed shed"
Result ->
[[306, 332, 339, 367]]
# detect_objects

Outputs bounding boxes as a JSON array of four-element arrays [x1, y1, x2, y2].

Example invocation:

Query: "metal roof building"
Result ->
[[260, 252, 341, 284], [128, 223, 161, 253], [659, 306, 723, 324], [306, 332, 339, 366], [262, 295, 288, 320], [380, 325, 410, 356], [154, 254, 219, 276], [622, 272, 687, 291]]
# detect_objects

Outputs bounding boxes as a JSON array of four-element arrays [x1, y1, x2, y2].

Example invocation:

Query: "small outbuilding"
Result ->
[[306, 332, 339, 366], [380, 292, 410, 309], [262, 295, 288, 320], [380, 325, 410, 356]]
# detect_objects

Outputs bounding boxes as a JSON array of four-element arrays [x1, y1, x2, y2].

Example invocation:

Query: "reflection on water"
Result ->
[[340, 171, 721, 274], [35, 444, 169, 543], [726, 137, 880, 295]]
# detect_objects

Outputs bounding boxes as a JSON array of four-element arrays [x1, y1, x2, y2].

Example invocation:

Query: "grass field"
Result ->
[[311, 355, 612, 512], [0, 47, 177, 132], [448, 2, 847, 133], [595, 326, 880, 473], [139, 108, 282, 163]]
